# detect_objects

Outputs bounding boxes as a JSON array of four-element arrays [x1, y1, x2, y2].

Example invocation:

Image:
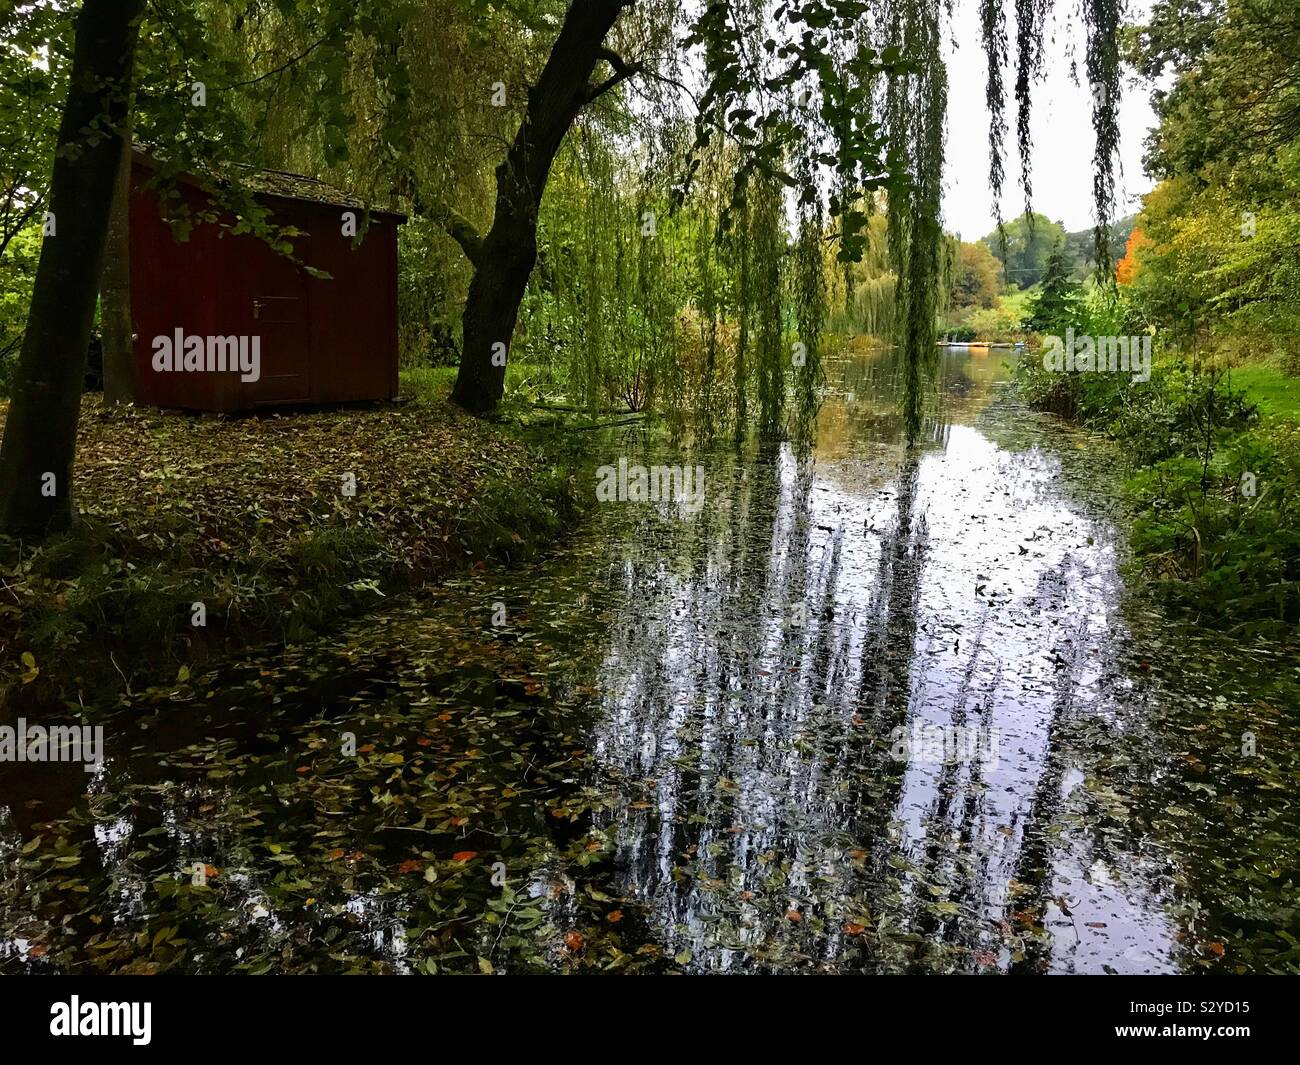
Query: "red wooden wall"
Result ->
[[129, 161, 402, 413]]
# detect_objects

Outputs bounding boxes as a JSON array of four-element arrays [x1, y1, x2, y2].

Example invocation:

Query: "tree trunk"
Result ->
[[101, 110, 135, 405], [0, 0, 143, 535], [450, 0, 632, 414]]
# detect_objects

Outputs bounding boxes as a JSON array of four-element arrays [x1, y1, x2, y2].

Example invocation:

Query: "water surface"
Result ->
[[3, 348, 1296, 973]]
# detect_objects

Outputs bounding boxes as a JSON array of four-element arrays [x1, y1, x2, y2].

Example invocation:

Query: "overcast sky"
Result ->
[[940, 1, 1159, 241]]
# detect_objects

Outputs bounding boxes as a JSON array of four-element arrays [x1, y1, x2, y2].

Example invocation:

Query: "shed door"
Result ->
[[248, 220, 311, 404]]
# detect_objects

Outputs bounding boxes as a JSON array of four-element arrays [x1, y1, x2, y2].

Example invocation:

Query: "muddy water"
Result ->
[[2, 348, 1296, 974]]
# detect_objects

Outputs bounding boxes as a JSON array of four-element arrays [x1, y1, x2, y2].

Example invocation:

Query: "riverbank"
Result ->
[[8, 346, 1295, 974], [0, 388, 583, 709], [1012, 353, 1299, 629]]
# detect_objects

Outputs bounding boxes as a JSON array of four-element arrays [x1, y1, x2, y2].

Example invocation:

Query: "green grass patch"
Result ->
[[1225, 364, 1300, 421]]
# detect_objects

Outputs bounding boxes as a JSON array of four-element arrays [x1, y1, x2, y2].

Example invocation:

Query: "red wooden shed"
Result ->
[[128, 151, 405, 413]]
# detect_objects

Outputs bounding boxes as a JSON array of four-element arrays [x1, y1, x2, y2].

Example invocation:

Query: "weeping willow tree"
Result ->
[[190, 0, 1127, 446], [688, 0, 1125, 444], [792, 208, 827, 434], [883, 0, 946, 441], [981, 0, 1125, 277]]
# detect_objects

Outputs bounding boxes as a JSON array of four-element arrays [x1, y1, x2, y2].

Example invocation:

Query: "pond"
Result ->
[[2, 347, 1296, 973]]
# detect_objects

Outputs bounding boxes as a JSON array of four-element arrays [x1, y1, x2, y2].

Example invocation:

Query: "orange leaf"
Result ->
[[842, 922, 865, 935], [607, 910, 624, 923], [564, 931, 585, 952], [397, 859, 424, 874], [451, 851, 477, 862], [1207, 941, 1225, 957], [786, 909, 802, 923]]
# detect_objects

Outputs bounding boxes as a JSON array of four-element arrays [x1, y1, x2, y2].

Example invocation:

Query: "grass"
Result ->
[[399, 361, 560, 406], [1226, 364, 1300, 421]]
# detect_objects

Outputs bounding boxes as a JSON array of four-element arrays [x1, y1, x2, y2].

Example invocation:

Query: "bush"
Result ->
[[1013, 352, 1297, 626]]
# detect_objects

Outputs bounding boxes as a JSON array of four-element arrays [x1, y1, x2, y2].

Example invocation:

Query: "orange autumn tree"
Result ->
[[1116, 225, 1153, 285]]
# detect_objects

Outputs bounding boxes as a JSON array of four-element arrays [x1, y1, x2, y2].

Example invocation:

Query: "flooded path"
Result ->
[[3, 348, 1297, 973]]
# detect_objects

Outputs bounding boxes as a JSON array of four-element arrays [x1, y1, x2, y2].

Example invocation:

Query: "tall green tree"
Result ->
[[1022, 237, 1080, 333]]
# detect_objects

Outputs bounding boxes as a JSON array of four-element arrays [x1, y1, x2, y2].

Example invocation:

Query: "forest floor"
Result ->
[[0, 388, 582, 708]]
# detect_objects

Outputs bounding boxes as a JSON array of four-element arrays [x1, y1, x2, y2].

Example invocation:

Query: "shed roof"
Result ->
[[132, 146, 407, 221]]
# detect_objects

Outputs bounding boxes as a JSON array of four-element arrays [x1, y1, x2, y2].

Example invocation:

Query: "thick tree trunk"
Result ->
[[450, 0, 632, 414], [101, 111, 135, 405], [0, 0, 143, 535]]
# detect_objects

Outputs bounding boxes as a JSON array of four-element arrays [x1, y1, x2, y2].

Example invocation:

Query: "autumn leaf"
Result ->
[[397, 859, 424, 874], [563, 931, 585, 952], [451, 850, 477, 862], [842, 922, 865, 935]]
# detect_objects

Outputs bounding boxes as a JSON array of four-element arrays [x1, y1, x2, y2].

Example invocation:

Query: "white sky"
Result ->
[[941, 0, 1158, 241]]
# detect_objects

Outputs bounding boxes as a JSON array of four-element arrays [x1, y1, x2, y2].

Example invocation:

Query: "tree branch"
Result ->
[[417, 195, 484, 267], [586, 47, 643, 103]]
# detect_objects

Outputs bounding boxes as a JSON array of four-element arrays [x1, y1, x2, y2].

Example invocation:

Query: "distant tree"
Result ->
[[950, 241, 1002, 309], [979, 212, 1068, 288], [1022, 238, 1080, 333], [1064, 214, 1135, 280], [1115, 225, 1153, 286]]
